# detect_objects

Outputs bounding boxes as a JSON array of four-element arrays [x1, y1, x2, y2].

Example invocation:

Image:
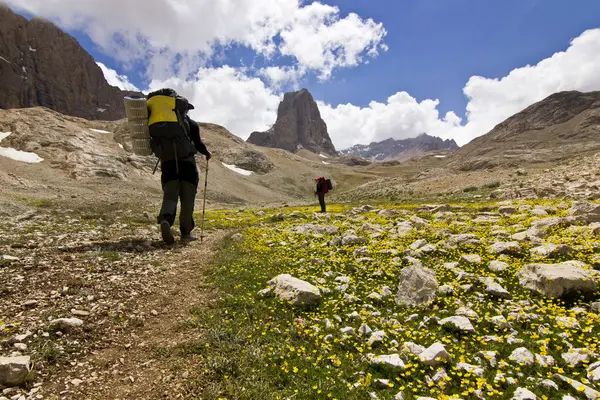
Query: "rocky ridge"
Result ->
[[0, 5, 141, 120], [340, 134, 458, 161], [452, 90, 600, 171]]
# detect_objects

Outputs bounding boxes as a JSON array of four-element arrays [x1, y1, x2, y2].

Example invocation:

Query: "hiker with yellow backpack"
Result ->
[[145, 88, 212, 244]]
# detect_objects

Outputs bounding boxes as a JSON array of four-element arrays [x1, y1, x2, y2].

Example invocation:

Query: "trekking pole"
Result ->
[[200, 158, 209, 242]]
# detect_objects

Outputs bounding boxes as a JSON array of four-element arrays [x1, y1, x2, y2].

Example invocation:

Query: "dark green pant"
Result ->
[[158, 158, 198, 235], [318, 193, 326, 213]]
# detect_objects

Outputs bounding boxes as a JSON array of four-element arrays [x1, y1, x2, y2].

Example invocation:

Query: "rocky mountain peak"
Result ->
[[0, 5, 141, 120], [247, 88, 337, 155]]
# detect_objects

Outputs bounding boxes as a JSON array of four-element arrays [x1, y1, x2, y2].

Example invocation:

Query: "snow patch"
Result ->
[[29, 46, 37, 52], [434, 155, 447, 159], [22, 66, 26, 73], [97, 108, 106, 113], [222, 163, 253, 176], [0, 55, 9, 64], [118, 143, 124, 150], [0, 133, 43, 163], [319, 153, 328, 159], [0, 147, 44, 163], [322, 161, 330, 165], [89, 128, 111, 134]]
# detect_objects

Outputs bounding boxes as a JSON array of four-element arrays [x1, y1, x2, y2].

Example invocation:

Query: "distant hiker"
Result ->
[[315, 177, 332, 213], [146, 88, 211, 244]]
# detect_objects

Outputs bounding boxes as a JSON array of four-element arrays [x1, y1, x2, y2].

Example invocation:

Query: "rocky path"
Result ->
[[0, 208, 227, 399]]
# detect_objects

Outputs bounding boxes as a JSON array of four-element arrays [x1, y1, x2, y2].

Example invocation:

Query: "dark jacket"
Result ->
[[315, 178, 329, 194], [187, 117, 210, 157]]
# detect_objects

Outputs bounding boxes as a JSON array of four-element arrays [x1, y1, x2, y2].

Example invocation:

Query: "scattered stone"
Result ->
[[295, 224, 339, 235], [489, 260, 510, 272], [0, 356, 31, 387], [368, 354, 406, 372], [512, 387, 538, 400], [419, 343, 451, 366], [402, 342, 426, 356], [438, 284, 454, 295], [448, 234, 480, 247], [556, 316, 581, 329], [455, 306, 479, 320], [49, 318, 84, 332], [342, 234, 369, 246], [266, 274, 322, 308], [231, 233, 244, 242], [22, 300, 38, 308], [517, 262, 597, 298], [569, 201, 600, 223], [530, 244, 576, 258], [410, 215, 429, 229], [432, 368, 448, 383], [395, 265, 438, 307], [13, 343, 27, 352], [358, 324, 372, 336], [489, 241, 522, 256], [481, 277, 512, 299], [439, 316, 476, 333], [539, 379, 559, 390], [509, 348, 535, 366], [374, 378, 391, 389], [341, 327, 356, 336], [554, 374, 600, 400], [562, 348, 591, 367], [460, 254, 482, 265], [457, 362, 485, 377], [479, 351, 498, 367], [368, 331, 386, 347], [71, 309, 90, 317], [499, 206, 517, 215], [535, 354, 556, 368]]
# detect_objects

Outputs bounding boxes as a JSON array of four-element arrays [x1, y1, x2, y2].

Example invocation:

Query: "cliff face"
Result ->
[[247, 89, 337, 155], [0, 5, 141, 120]]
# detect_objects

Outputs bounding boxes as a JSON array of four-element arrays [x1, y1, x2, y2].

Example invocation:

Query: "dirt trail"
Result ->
[[48, 231, 227, 400]]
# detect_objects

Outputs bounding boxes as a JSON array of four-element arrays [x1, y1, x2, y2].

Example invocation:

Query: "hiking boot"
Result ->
[[160, 221, 175, 245], [181, 233, 198, 242]]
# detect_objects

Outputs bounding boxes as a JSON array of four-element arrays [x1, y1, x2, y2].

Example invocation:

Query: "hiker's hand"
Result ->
[[206, 153, 212, 161]]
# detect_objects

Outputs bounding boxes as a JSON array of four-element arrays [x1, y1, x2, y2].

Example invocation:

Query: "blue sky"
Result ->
[[8, 0, 600, 148], [74, 0, 600, 118]]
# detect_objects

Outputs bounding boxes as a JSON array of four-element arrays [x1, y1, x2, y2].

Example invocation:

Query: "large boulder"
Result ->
[[517, 261, 597, 298], [266, 274, 322, 308], [569, 201, 600, 223], [395, 265, 438, 307], [0, 356, 31, 387]]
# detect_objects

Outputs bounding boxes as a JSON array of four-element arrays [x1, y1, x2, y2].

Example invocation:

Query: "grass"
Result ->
[[176, 200, 600, 399]]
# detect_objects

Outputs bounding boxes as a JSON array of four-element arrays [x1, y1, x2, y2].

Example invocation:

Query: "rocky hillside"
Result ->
[[247, 89, 337, 156], [0, 106, 375, 214], [0, 5, 140, 120], [340, 133, 458, 161], [451, 90, 600, 171]]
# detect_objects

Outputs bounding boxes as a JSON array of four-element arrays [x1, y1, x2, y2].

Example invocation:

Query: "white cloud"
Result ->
[[7, 0, 386, 80], [258, 66, 305, 90], [96, 62, 140, 91], [148, 66, 280, 138], [321, 28, 600, 148], [450, 28, 600, 144], [318, 93, 462, 150]]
